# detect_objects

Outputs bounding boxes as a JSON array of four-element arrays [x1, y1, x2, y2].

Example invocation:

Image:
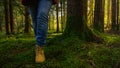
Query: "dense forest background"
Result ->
[[0, 0, 67, 34], [0, 0, 120, 68], [0, 0, 119, 34]]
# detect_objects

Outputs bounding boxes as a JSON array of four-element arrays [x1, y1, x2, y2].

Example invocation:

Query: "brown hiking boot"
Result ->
[[35, 46, 45, 63]]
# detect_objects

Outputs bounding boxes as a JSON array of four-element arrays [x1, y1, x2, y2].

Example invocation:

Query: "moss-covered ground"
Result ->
[[0, 33, 120, 68]]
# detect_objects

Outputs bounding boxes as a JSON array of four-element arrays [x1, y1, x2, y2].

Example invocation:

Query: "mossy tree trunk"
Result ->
[[63, 0, 96, 41]]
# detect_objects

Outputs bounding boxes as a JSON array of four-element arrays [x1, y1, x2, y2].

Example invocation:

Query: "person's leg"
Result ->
[[28, 0, 52, 63], [29, 4, 45, 63], [36, 0, 52, 47], [34, 0, 52, 63], [28, 0, 46, 63]]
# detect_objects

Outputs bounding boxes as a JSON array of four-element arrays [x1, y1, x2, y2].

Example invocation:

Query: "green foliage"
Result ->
[[0, 34, 120, 68]]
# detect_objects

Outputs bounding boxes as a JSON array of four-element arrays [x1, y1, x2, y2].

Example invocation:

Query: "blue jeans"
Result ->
[[28, 0, 52, 46]]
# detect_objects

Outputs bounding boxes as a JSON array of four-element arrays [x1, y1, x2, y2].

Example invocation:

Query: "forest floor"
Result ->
[[0, 33, 120, 68]]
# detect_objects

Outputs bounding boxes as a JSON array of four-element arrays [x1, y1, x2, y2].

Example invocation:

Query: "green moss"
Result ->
[[0, 34, 120, 68]]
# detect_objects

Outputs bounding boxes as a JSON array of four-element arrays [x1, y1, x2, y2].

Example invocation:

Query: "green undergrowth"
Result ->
[[0, 33, 120, 68]]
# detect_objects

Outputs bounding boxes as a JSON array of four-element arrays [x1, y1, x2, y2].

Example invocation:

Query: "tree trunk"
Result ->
[[4, 0, 11, 34], [0, 21, 2, 32], [89, 0, 94, 28], [60, 0, 63, 32], [24, 7, 31, 33], [63, 0, 104, 42], [93, 0, 105, 32], [56, 4, 60, 33], [116, 0, 119, 30], [64, 0, 97, 41], [106, 0, 111, 30], [9, 0, 15, 34], [111, 0, 117, 31], [63, 0, 67, 32], [0, 12, 3, 32]]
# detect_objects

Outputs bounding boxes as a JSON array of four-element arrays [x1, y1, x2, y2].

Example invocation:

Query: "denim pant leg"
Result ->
[[29, 0, 52, 46], [36, 0, 52, 46]]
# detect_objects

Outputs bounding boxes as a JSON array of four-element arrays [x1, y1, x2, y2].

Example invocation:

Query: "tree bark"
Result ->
[[63, 0, 96, 41], [63, 0, 67, 31], [63, 0, 104, 43], [60, 0, 63, 32], [0, 12, 3, 32], [24, 7, 31, 33], [4, 0, 11, 34], [93, 0, 105, 32], [56, 4, 60, 33], [0, 21, 2, 32], [111, 0, 117, 31], [64, 0, 87, 34], [107, 0, 111, 30], [9, 0, 15, 34], [116, 0, 119, 30]]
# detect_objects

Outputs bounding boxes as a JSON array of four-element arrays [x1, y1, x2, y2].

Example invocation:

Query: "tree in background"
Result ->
[[116, 0, 119, 31], [93, 0, 105, 32], [87, 0, 95, 28], [0, 4, 4, 32], [24, 7, 31, 34], [0, 1, 3, 32], [9, 0, 15, 34], [106, 0, 112, 30], [4, 0, 11, 34], [56, 3, 60, 33], [1, 0, 120, 35], [4, 0, 15, 34], [111, 0, 117, 31], [63, 0, 100, 41], [62, 0, 67, 31]]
